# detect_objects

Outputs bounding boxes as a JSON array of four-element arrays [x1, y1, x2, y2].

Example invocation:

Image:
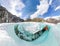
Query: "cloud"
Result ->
[[55, 6, 60, 11], [49, 0, 53, 5], [0, 0, 25, 17], [9, 0, 25, 17], [22, 15, 29, 20], [0, 0, 11, 10], [30, 0, 50, 19]]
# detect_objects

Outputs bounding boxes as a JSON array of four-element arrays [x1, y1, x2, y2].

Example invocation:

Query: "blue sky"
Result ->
[[42, 0, 60, 18], [21, 0, 40, 18], [0, 0, 60, 19]]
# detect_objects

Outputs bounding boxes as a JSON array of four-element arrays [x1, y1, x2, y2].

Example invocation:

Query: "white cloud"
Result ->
[[44, 17, 51, 20], [17, 12, 22, 17], [0, 0, 25, 17], [9, 0, 25, 17], [30, 0, 49, 19], [49, 0, 53, 5], [22, 15, 29, 20], [55, 6, 60, 11], [10, 0, 25, 11]]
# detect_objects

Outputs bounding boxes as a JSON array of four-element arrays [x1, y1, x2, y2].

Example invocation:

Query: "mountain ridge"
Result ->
[[0, 5, 24, 23]]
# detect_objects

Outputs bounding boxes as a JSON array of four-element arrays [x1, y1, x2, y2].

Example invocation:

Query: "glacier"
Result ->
[[0, 22, 60, 46]]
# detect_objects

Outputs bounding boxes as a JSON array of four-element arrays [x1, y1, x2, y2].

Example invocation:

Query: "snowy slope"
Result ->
[[0, 22, 60, 46]]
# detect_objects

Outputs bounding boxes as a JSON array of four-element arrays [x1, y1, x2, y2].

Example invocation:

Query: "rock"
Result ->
[[0, 5, 24, 23], [46, 18, 58, 24]]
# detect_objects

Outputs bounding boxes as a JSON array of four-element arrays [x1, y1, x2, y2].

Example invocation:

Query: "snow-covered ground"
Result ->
[[0, 22, 60, 46]]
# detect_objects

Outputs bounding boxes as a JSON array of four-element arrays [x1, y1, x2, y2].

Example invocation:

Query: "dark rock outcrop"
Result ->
[[0, 5, 24, 23]]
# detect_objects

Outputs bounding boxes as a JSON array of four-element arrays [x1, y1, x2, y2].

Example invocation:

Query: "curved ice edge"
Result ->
[[14, 24, 51, 42]]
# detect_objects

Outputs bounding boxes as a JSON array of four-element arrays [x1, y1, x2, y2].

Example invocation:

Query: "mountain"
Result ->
[[25, 18, 45, 22], [46, 18, 58, 24], [45, 17, 60, 24], [0, 5, 24, 23], [25, 17, 60, 24], [0, 5, 60, 24]]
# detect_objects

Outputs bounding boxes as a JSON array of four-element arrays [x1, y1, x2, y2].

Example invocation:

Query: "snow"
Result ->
[[0, 22, 60, 46]]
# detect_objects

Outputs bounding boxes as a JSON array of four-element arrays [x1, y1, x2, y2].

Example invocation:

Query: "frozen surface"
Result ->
[[0, 22, 60, 46], [18, 22, 47, 34]]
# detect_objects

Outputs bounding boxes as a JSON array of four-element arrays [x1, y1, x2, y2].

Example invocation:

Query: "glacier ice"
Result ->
[[0, 22, 60, 46], [14, 22, 50, 41]]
